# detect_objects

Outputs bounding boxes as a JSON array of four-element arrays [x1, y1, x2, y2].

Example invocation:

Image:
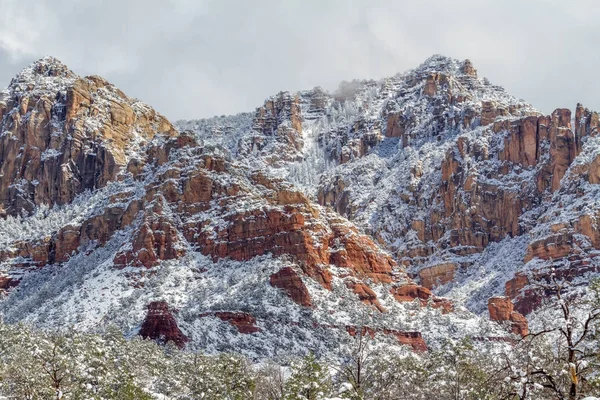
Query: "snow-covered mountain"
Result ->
[[178, 55, 600, 331], [0, 57, 513, 359]]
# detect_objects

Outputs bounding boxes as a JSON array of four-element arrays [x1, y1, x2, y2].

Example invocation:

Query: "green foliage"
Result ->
[[0, 322, 255, 399], [336, 339, 498, 400], [283, 353, 332, 400], [1, 295, 600, 400], [426, 339, 496, 400], [108, 379, 154, 400]]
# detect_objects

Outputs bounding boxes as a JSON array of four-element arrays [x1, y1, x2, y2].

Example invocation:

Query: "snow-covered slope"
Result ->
[[0, 57, 512, 359], [178, 55, 600, 326]]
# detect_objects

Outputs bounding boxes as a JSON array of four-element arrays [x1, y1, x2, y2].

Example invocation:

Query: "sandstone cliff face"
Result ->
[[269, 267, 312, 307], [6, 56, 570, 358], [235, 91, 305, 167], [200, 312, 261, 334], [398, 103, 600, 314], [0, 58, 481, 359], [390, 283, 453, 312], [0, 126, 430, 318], [0, 57, 176, 217]]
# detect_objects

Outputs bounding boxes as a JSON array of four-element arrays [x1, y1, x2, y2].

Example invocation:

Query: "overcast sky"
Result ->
[[1, 0, 599, 121]]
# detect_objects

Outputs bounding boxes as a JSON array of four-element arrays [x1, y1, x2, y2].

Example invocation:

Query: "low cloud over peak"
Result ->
[[1, 0, 599, 120]]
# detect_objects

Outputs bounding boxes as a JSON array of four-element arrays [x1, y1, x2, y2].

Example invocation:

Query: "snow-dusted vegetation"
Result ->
[[1, 278, 599, 400]]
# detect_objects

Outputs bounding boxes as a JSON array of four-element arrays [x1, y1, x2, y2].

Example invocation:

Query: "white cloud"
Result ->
[[0, 0, 598, 119]]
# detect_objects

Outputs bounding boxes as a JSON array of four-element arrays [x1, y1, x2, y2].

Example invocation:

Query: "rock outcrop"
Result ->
[[0, 57, 176, 217], [139, 301, 188, 348], [201, 312, 261, 334], [346, 326, 428, 352], [488, 297, 528, 337], [418, 263, 457, 289], [269, 267, 313, 307], [390, 284, 453, 312], [0, 276, 18, 294]]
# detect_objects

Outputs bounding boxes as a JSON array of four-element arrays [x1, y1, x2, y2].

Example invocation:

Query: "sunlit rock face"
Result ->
[[0, 57, 176, 217], [488, 297, 528, 337]]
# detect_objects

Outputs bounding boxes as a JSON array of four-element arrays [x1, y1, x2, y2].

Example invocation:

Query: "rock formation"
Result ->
[[269, 267, 312, 307], [6, 54, 593, 358], [0, 57, 176, 216], [201, 312, 261, 334], [139, 301, 189, 348], [488, 297, 528, 337]]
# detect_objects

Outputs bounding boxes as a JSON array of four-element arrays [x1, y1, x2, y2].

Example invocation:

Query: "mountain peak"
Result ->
[[6, 56, 77, 95], [0, 55, 177, 216], [412, 54, 477, 78], [28, 56, 73, 77]]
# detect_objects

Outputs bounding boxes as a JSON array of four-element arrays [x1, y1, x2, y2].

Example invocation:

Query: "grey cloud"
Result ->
[[0, 0, 599, 120]]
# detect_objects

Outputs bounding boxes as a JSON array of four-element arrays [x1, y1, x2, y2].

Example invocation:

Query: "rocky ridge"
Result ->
[[180, 55, 600, 332], [0, 57, 176, 217], [0, 57, 505, 357]]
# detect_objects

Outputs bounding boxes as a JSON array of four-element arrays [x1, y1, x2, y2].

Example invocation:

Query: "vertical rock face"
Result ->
[[497, 116, 540, 167], [418, 263, 457, 289], [575, 103, 599, 141], [547, 108, 575, 192], [488, 297, 528, 337], [0, 57, 176, 216], [245, 91, 304, 166], [382, 101, 600, 304], [254, 91, 302, 136], [385, 111, 407, 139], [139, 301, 188, 348], [113, 216, 185, 268]]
